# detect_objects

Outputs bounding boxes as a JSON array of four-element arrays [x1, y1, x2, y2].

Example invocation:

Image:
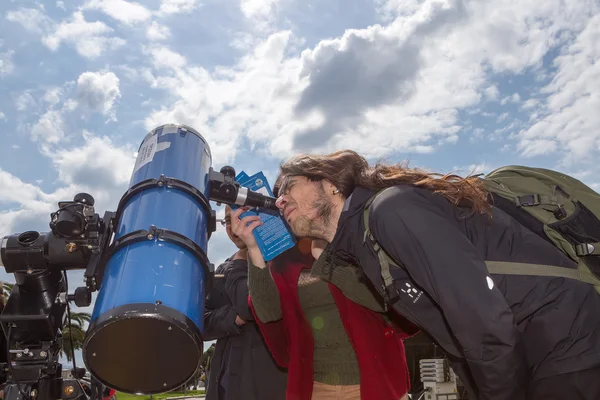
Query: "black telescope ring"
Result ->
[[98, 226, 211, 278], [115, 175, 214, 230]]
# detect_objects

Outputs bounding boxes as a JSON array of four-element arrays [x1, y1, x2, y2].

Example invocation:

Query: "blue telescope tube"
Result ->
[[83, 124, 214, 395]]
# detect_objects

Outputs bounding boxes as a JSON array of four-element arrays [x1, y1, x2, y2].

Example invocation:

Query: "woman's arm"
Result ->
[[247, 256, 283, 323]]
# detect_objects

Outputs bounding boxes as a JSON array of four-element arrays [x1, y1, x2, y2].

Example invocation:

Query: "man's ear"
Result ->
[[321, 179, 338, 195]]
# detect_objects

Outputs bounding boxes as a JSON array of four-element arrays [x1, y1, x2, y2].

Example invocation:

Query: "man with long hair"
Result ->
[[234, 150, 600, 399]]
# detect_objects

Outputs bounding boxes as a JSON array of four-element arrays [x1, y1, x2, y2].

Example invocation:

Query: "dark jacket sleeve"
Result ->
[[369, 187, 529, 400], [203, 305, 242, 341], [202, 261, 242, 341], [223, 260, 255, 322]]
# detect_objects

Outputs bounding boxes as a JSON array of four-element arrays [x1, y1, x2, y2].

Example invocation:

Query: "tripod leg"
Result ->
[[91, 378, 102, 400]]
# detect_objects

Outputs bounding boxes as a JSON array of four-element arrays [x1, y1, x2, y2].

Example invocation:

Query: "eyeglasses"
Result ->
[[217, 218, 231, 227]]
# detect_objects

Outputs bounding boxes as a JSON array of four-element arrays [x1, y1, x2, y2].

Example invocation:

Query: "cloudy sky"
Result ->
[[1, 0, 599, 368]]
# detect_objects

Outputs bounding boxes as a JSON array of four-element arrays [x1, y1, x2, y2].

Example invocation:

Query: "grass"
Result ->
[[115, 390, 206, 400]]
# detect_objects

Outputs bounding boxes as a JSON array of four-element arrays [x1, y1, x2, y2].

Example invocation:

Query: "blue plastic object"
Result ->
[[83, 124, 214, 395]]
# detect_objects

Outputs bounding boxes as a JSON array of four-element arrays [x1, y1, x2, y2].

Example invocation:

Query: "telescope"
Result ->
[[0, 124, 279, 400]]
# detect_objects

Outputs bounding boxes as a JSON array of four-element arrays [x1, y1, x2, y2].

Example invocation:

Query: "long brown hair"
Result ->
[[277, 149, 492, 215]]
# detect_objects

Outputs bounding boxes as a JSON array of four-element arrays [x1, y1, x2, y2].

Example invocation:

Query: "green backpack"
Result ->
[[363, 165, 600, 306]]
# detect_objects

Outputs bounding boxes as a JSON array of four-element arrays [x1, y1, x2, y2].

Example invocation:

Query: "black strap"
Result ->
[[514, 194, 560, 207], [485, 261, 600, 285], [362, 188, 401, 310]]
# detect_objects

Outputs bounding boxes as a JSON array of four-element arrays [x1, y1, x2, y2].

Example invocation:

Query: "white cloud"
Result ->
[[146, 21, 171, 41], [56, 1, 66, 11], [75, 71, 121, 120], [0, 169, 56, 238], [0, 169, 47, 207], [158, 0, 198, 15], [137, 0, 600, 164], [21, 71, 120, 147], [31, 109, 66, 144], [15, 91, 37, 111], [0, 49, 15, 78], [0, 112, 6, 122], [497, 112, 509, 123], [83, 0, 152, 25], [8, 8, 125, 59], [52, 131, 134, 192], [0, 129, 135, 237], [240, 0, 280, 19], [13, 80, 79, 147], [7, 8, 126, 60], [484, 85, 500, 100], [452, 162, 493, 176], [518, 138, 558, 157], [519, 13, 600, 164], [500, 93, 521, 105], [521, 98, 540, 109], [43, 87, 63, 107], [6, 8, 54, 35], [144, 46, 187, 70], [143, 32, 301, 163], [43, 11, 126, 59]]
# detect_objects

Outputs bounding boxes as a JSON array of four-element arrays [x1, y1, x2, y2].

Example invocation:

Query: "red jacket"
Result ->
[[248, 257, 417, 400]]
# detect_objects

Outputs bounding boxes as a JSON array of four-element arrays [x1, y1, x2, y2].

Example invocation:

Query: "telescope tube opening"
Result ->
[[83, 124, 214, 394]]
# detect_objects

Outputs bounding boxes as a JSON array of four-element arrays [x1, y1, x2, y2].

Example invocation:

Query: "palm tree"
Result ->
[[61, 311, 92, 361], [1, 282, 13, 306], [67, 311, 92, 326]]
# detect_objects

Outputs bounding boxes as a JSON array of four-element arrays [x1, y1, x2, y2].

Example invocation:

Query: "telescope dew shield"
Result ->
[[83, 124, 214, 394]]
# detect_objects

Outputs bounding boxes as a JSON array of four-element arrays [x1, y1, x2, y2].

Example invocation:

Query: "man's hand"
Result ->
[[230, 207, 267, 268], [235, 315, 246, 326]]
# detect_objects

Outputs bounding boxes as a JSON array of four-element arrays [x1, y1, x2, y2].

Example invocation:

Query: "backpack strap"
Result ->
[[485, 261, 600, 285], [362, 188, 600, 306], [362, 188, 401, 310], [575, 242, 600, 257], [514, 193, 561, 207]]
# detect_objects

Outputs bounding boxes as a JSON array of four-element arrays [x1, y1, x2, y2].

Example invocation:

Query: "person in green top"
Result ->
[[232, 210, 413, 400]]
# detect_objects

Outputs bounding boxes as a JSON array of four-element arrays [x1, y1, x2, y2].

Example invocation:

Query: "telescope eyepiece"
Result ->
[[17, 231, 40, 246], [220, 166, 236, 178], [74, 192, 95, 206]]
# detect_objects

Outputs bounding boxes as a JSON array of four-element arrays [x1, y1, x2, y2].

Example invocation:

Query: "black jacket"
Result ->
[[326, 185, 600, 400], [203, 258, 287, 400]]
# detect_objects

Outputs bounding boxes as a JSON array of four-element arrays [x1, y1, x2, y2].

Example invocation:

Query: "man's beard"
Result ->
[[291, 187, 333, 239]]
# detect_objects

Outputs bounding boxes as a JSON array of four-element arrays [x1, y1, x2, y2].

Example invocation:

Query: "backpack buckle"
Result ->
[[575, 243, 595, 256], [553, 205, 567, 220], [383, 284, 400, 307], [515, 194, 540, 207]]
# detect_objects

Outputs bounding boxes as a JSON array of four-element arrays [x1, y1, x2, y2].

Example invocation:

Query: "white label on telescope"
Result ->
[[156, 141, 171, 153], [134, 134, 158, 173]]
